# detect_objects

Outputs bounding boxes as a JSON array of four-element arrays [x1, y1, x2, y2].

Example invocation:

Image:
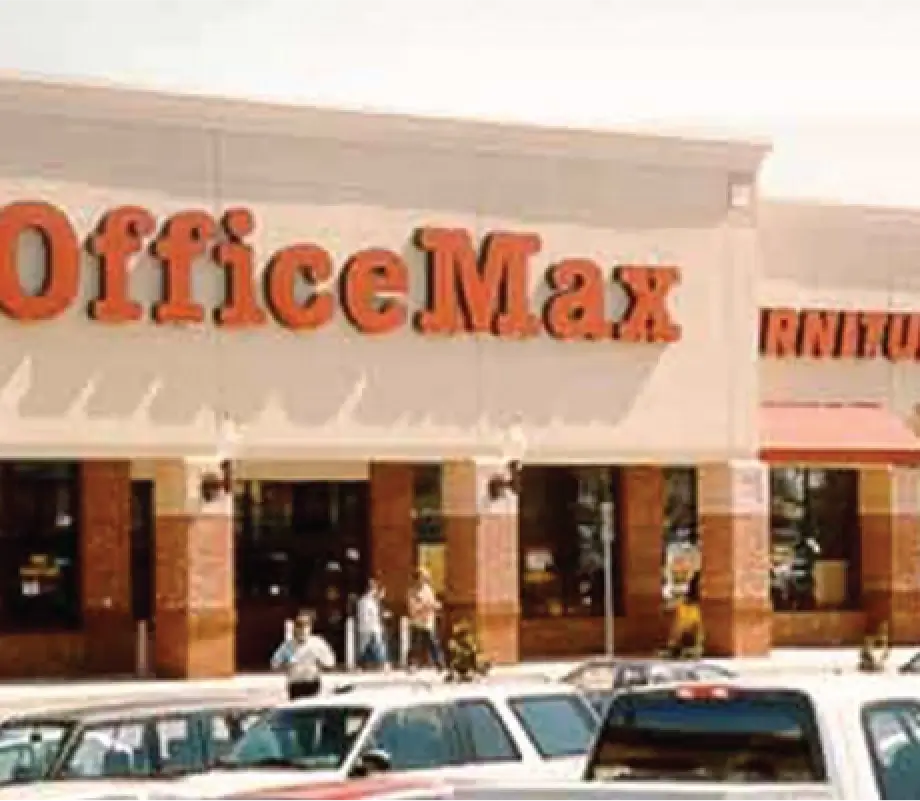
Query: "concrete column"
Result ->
[[369, 463, 415, 618], [860, 466, 920, 643], [153, 458, 235, 678], [698, 460, 772, 656], [81, 460, 135, 674], [443, 460, 520, 664]]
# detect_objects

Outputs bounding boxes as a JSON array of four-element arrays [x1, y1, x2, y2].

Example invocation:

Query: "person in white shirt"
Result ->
[[270, 609, 336, 699], [356, 578, 388, 670], [407, 567, 444, 671]]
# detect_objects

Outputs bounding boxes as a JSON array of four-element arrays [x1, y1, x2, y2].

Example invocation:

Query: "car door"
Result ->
[[449, 699, 525, 780], [362, 704, 462, 780], [863, 700, 920, 799]]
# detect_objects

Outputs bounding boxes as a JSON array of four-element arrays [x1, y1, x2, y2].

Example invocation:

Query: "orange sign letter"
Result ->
[[213, 208, 267, 328], [799, 310, 840, 359], [87, 205, 154, 323], [0, 202, 80, 321], [614, 266, 681, 343], [151, 210, 216, 325], [413, 228, 541, 337], [264, 244, 335, 331], [760, 308, 800, 357], [543, 259, 608, 340], [341, 248, 408, 335]]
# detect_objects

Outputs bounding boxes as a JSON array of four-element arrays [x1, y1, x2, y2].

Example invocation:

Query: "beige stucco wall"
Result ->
[[760, 200, 920, 426], [0, 77, 767, 463]]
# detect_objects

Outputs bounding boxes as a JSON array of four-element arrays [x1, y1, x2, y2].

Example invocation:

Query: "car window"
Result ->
[[863, 701, 920, 800], [508, 694, 596, 759], [227, 706, 370, 771], [590, 687, 826, 783], [692, 665, 735, 681], [567, 664, 615, 692], [207, 714, 237, 763], [0, 722, 69, 783], [615, 665, 648, 689], [453, 701, 521, 764], [368, 705, 457, 771], [63, 723, 148, 779], [154, 718, 202, 775]]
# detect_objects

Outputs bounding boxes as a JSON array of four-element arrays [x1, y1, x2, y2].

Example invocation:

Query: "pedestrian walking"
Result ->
[[270, 609, 336, 700], [357, 578, 388, 671], [407, 567, 445, 671]]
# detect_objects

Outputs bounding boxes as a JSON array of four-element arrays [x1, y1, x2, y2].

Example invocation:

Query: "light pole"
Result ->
[[600, 492, 616, 657]]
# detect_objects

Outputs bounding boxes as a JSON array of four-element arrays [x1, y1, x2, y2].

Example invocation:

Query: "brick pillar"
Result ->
[[698, 460, 772, 656], [369, 463, 415, 618], [153, 459, 235, 679], [860, 466, 920, 644], [443, 460, 520, 664], [81, 460, 135, 674], [617, 467, 667, 654]]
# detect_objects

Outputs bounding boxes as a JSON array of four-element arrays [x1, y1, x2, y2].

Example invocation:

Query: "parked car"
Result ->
[[560, 657, 737, 714], [898, 652, 920, 674], [435, 673, 920, 799], [0, 694, 272, 792], [154, 677, 597, 798]]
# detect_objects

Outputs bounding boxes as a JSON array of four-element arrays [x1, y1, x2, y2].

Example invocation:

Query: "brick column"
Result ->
[[698, 461, 772, 656], [369, 463, 415, 618], [443, 460, 520, 664], [860, 466, 920, 644], [81, 460, 135, 674], [617, 466, 667, 654], [153, 459, 235, 679]]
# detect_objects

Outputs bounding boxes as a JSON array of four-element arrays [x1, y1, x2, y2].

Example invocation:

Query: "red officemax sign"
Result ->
[[0, 202, 682, 344]]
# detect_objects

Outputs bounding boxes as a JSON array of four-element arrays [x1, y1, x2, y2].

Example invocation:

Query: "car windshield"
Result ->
[[508, 694, 597, 759], [588, 687, 827, 783], [0, 721, 71, 783], [222, 706, 371, 771]]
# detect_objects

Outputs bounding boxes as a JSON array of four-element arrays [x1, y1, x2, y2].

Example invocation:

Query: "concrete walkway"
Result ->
[[0, 647, 914, 711]]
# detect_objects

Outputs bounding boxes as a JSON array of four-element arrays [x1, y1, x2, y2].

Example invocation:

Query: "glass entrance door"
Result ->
[[234, 480, 369, 670]]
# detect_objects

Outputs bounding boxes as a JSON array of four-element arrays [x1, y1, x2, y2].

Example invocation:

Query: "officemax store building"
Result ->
[[0, 75, 917, 679]]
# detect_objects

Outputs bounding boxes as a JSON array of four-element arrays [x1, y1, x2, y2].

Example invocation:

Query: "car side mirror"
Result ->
[[350, 748, 392, 778]]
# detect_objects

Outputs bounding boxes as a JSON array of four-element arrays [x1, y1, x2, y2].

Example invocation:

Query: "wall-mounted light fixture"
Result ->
[[200, 413, 240, 503], [487, 417, 527, 502]]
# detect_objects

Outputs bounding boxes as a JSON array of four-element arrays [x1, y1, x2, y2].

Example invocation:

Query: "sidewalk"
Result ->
[[0, 647, 913, 710]]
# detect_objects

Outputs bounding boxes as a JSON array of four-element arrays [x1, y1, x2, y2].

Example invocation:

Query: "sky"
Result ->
[[1, 0, 919, 206]]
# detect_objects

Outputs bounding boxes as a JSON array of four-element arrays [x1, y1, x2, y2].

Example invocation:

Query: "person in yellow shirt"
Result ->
[[662, 574, 704, 660]]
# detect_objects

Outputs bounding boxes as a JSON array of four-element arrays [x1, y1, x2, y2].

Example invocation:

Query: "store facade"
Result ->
[[0, 76, 914, 678]]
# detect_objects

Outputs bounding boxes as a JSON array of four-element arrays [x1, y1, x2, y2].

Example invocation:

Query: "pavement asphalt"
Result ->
[[0, 646, 916, 714]]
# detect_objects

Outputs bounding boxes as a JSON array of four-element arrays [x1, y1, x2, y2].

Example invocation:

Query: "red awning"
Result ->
[[760, 402, 920, 465]]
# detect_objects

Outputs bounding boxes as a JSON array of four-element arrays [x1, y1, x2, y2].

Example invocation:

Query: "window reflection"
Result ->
[[412, 465, 445, 595], [519, 467, 623, 619], [769, 467, 860, 611], [0, 462, 80, 631], [234, 481, 369, 636], [662, 468, 699, 602]]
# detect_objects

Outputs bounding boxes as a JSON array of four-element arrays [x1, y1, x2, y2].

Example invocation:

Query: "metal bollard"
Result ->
[[136, 620, 149, 678], [345, 616, 356, 672], [399, 616, 410, 669]]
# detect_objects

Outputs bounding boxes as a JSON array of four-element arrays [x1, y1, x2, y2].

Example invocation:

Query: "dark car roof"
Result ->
[[2, 694, 273, 726]]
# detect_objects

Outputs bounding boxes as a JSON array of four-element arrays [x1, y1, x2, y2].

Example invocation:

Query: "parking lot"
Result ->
[[0, 646, 910, 715]]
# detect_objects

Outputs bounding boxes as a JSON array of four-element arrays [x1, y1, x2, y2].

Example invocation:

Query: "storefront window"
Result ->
[[769, 467, 860, 611], [519, 466, 624, 619], [0, 461, 80, 631], [234, 480, 369, 615], [412, 465, 444, 595], [662, 467, 699, 601]]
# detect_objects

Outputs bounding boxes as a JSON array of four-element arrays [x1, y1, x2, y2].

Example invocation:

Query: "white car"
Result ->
[[0, 678, 597, 799], [437, 673, 920, 799]]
